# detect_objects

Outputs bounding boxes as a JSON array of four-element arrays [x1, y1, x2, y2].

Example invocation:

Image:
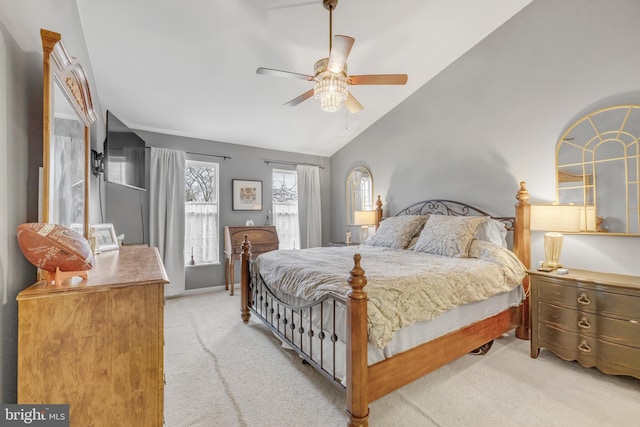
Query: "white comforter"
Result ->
[[255, 240, 526, 349]]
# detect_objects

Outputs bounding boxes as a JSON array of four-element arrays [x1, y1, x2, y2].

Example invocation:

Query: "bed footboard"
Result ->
[[240, 236, 371, 426]]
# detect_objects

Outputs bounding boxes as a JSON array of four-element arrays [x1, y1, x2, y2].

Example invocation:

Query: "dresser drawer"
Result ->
[[537, 323, 640, 379], [537, 279, 640, 320], [538, 302, 640, 348]]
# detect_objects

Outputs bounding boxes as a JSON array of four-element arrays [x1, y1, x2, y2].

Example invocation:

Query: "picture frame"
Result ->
[[69, 223, 83, 236], [91, 223, 119, 252], [232, 179, 263, 211]]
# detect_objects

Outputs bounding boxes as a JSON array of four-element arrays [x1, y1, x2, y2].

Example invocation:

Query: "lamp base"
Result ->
[[542, 260, 562, 270], [360, 226, 369, 242], [543, 232, 564, 271]]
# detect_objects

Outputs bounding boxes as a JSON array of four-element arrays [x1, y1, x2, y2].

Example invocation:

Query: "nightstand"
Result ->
[[329, 242, 360, 247], [529, 268, 640, 379]]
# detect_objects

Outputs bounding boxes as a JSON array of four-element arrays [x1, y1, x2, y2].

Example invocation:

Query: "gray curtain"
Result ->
[[149, 147, 186, 296], [296, 165, 322, 248]]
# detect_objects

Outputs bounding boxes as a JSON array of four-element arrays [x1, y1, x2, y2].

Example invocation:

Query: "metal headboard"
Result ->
[[393, 199, 515, 231]]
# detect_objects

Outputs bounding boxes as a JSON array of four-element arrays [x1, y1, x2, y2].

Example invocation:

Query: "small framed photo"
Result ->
[[91, 223, 119, 251], [232, 179, 263, 211]]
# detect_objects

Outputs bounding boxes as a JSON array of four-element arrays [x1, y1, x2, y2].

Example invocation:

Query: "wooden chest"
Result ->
[[224, 225, 279, 295]]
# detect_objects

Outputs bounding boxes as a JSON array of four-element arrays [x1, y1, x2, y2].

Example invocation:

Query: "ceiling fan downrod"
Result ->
[[323, 0, 338, 53]]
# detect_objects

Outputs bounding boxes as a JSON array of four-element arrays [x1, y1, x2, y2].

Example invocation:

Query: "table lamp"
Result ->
[[354, 210, 376, 242], [530, 204, 582, 269]]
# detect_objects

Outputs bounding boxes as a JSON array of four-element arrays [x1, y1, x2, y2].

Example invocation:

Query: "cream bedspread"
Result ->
[[255, 240, 526, 349]]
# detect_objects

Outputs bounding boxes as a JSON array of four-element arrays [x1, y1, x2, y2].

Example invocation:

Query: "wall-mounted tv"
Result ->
[[104, 111, 146, 191]]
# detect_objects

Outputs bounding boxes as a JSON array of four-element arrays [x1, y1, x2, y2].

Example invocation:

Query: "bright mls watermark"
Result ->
[[1, 405, 69, 426]]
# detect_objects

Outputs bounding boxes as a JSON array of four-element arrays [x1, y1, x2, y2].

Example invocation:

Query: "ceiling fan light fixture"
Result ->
[[314, 74, 348, 112]]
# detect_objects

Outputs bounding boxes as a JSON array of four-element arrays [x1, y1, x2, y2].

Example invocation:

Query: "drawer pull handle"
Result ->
[[577, 293, 591, 305], [578, 340, 592, 353], [578, 317, 591, 329]]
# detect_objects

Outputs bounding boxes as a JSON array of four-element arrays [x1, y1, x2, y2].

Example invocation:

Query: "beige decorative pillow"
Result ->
[[413, 215, 487, 257], [362, 215, 428, 249]]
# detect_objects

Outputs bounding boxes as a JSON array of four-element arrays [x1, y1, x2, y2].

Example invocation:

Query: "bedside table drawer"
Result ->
[[537, 323, 640, 377], [538, 302, 640, 348], [537, 279, 640, 319]]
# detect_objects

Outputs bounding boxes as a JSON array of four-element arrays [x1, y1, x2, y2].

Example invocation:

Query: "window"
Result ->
[[272, 169, 300, 250], [185, 160, 219, 265]]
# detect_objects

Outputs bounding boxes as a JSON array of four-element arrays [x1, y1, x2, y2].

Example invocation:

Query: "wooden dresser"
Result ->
[[529, 268, 640, 379], [224, 225, 279, 295], [17, 246, 169, 426]]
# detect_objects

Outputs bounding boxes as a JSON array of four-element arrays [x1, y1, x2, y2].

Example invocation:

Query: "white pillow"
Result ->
[[475, 218, 508, 247]]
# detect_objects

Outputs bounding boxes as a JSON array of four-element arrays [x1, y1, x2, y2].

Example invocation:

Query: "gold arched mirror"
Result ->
[[41, 29, 96, 237], [556, 104, 640, 234], [346, 166, 373, 225]]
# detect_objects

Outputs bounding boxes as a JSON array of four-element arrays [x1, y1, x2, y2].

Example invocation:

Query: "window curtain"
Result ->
[[273, 202, 300, 250], [149, 147, 186, 296], [296, 165, 321, 248], [184, 202, 218, 263]]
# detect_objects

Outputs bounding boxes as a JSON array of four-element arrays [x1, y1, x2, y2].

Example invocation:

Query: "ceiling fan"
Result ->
[[256, 0, 408, 113]]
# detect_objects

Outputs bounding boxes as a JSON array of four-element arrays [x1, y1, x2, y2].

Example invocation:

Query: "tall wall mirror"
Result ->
[[41, 29, 96, 237], [346, 166, 374, 225], [556, 104, 640, 235]]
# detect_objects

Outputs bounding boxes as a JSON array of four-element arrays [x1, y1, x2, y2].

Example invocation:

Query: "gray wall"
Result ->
[[0, 0, 105, 403], [104, 130, 331, 290], [330, 0, 640, 276]]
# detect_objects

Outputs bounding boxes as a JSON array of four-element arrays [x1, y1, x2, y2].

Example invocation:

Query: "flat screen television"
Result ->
[[104, 111, 146, 191]]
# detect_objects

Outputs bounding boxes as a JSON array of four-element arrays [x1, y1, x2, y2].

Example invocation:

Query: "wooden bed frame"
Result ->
[[240, 182, 532, 426]]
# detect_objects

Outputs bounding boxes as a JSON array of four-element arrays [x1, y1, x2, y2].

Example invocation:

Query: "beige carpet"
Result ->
[[164, 288, 640, 427]]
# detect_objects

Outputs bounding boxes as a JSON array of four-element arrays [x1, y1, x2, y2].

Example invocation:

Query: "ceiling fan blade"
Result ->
[[284, 89, 314, 107], [327, 35, 355, 74], [348, 74, 408, 85], [257, 67, 314, 81], [345, 93, 363, 113]]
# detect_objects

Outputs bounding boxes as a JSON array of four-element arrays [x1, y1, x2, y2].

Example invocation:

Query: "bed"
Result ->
[[239, 182, 533, 426]]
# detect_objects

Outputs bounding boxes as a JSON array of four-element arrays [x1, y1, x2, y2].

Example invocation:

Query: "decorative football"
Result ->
[[17, 223, 94, 272]]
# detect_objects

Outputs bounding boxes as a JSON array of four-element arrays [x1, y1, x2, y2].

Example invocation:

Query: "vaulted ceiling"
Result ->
[[76, 0, 532, 156]]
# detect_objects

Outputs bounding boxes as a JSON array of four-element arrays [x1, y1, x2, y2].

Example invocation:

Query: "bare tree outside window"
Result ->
[[186, 164, 217, 202], [185, 160, 219, 264]]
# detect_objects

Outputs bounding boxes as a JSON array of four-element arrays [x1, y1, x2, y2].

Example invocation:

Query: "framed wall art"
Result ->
[[232, 179, 263, 211]]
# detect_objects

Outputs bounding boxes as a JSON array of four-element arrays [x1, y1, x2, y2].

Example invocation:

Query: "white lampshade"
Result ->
[[354, 210, 376, 226], [530, 204, 582, 232]]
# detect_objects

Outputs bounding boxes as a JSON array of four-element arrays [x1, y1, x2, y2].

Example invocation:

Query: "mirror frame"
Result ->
[[41, 29, 96, 237], [556, 104, 640, 235], [345, 166, 374, 226]]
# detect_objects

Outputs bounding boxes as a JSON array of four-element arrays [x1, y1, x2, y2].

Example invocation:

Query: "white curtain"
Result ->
[[149, 148, 186, 296], [184, 202, 218, 263], [296, 165, 322, 248], [273, 202, 300, 250]]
